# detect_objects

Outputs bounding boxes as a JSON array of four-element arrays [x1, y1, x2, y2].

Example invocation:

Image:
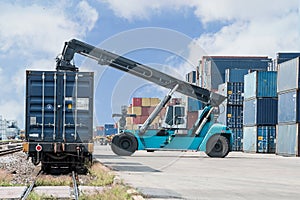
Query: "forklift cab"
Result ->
[[162, 105, 186, 129]]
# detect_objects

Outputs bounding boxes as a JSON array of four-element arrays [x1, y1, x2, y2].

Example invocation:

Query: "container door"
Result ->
[[268, 126, 276, 153]]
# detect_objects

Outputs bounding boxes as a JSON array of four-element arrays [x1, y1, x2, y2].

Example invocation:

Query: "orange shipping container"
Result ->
[[132, 106, 142, 116], [142, 98, 151, 106], [150, 98, 160, 106]]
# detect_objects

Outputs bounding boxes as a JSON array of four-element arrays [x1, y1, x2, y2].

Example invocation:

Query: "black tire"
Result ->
[[111, 133, 137, 156], [206, 135, 229, 158]]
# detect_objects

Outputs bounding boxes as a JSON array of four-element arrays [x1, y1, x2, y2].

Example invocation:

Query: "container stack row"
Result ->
[[218, 69, 249, 151], [243, 71, 278, 153], [276, 57, 300, 156], [126, 97, 166, 130]]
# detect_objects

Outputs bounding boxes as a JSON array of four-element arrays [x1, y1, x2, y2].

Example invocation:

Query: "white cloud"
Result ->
[[0, 1, 99, 128], [100, 0, 194, 21], [102, 0, 300, 57]]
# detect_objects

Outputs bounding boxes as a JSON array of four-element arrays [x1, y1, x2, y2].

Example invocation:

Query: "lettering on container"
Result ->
[[76, 98, 89, 110]]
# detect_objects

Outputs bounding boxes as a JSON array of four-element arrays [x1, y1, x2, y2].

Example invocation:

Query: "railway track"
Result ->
[[20, 170, 80, 199], [0, 143, 22, 156]]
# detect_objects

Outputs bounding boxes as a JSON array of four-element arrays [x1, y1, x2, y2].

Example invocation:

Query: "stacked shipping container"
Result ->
[[126, 97, 164, 129], [218, 69, 248, 151], [243, 71, 278, 153], [277, 57, 300, 156], [199, 56, 271, 91]]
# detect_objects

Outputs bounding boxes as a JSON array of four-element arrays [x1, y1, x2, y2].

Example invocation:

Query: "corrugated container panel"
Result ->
[[243, 126, 257, 152], [187, 111, 198, 129], [104, 124, 114, 129], [244, 71, 277, 99], [225, 68, 249, 83], [231, 128, 243, 151], [257, 126, 276, 153], [218, 82, 244, 105], [132, 106, 142, 116], [218, 105, 243, 128], [243, 98, 278, 126], [104, 128, 118, 136], [142, 98, 151, 106], [26, 71, 94, 143], [277, 57, 300, 92], [127, 105, 132, 114], [187, 97, 203, 112], [150, 98, 160, 106], [278, 89, 300, 123], [276, 123, 300, 156], [277, 52, 300, 64], [132, 97, 142, 106], [142, 106, 155, 116]]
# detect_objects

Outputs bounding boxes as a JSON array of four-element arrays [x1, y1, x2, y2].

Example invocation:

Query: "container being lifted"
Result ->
[[56, 39, 232, 158]]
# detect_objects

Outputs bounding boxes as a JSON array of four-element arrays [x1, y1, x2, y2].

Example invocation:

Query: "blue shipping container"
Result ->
[[104, 124, 115, 129], [225, 68, 249, 83], [244, 71, 277, 99], [277, 57, 300, 93], [243, 98, 278, 126], [278, 89, 300, 123], [104, 128, 118, 136], [187, 97, 203, 112], [257, 126, 276, 153], [231, 128, 243, 151], [26, 71, 94, 143], [276, 123, 300, 156], [218, 82, 244, 105], [219, 105, 243, 128]]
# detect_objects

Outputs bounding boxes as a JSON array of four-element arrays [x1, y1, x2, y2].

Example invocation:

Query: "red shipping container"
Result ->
[[133, 116, 142, 124], [140, 116, 148, 124], [187, 111, 199, 129], [132, 97, 142, 106], [142, 106, 156, 116], [96, 126, 104, 131]]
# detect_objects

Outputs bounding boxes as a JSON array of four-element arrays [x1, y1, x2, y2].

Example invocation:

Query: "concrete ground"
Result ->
[[94, 144, 300, 200]]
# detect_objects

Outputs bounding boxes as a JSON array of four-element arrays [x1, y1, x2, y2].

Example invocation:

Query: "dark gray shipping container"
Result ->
[[26, 71, 94, 145], [244, 71, 277, 99], [243, 98, 278, 126], [277, 57, 300, 93], [276, 123, 300, 156], [278, 89, 300, 123]]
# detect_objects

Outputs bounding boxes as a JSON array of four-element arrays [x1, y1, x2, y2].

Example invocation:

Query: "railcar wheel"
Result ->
[[206, 135, 229, 158], [111, 133, 137, 156]]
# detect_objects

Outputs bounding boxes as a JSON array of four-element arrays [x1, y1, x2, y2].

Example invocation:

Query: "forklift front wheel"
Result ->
[[206, 135, 229, 158], [111, 133, 137, 156]]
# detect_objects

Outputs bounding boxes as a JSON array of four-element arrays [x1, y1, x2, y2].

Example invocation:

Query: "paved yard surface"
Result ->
[[95, 144, 300, 200]]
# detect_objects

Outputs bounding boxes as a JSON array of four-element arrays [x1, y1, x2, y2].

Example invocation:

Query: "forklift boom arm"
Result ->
[[56, 39, 225, 106]]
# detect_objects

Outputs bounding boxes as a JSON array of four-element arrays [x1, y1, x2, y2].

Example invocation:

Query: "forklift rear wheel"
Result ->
[[206, 135, 229, 158], [111, 133, 137, 156]]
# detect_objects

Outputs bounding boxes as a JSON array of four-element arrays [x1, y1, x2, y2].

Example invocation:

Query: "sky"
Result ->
[[0, 0, 299, 128]]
